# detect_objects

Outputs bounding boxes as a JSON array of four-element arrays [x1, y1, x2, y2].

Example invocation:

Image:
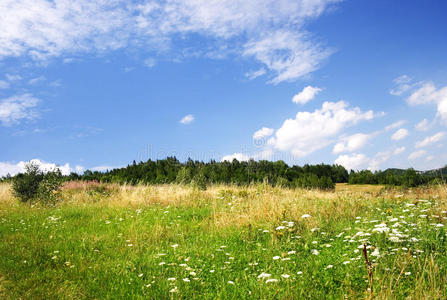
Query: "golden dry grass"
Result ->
[[3, 181, 443, 232]]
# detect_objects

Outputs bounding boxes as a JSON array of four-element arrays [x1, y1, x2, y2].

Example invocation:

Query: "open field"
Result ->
[[1, 182, 447, 299]]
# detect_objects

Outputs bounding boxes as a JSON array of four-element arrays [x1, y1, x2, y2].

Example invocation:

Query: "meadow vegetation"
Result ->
[[0, 181, 446, 299]]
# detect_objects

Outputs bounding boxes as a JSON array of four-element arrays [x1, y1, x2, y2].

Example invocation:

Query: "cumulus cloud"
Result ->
[[408, 150, 426, 160], [393, 146, 406, 155], [0, 158, 76, 177], [0, 0, 339, 83], [415, 132, 446, 148], [253, 127, 274, 140], [0, 93, 40, 126], [334, 153, 369, 171], [269, 101, 378, 157], [179, 114, 194, 124], [406, 82, 447, 122], [391, 128, 409, 141], [292, 86, 322, 104], [221, 153, 250, 162], [332, 132, 376, 154], [368, 151, 391, 171]]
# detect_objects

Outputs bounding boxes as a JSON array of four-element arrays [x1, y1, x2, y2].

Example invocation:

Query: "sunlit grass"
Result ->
[[0, 182, 446, 299]]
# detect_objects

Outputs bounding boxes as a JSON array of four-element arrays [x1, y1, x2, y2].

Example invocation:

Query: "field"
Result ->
[[1, 182, 447, 299]]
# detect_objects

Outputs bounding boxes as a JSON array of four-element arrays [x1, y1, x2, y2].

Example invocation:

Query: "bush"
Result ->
[[191, 171, 207, 191], [12, 162, 63, 204]]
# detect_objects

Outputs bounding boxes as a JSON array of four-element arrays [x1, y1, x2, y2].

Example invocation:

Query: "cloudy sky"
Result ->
[[1, 0, 447, 176]]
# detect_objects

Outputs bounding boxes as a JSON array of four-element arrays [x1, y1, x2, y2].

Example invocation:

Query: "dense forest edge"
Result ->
[[1, 157, 446, 190]]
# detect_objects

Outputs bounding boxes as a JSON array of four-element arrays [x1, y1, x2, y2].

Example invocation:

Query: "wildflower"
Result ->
[[265, 279, 279, 283], [190, 271, 197, 276], [371, 248, 380, 257], [273, 256, 281, 260], [275, 226, 286, 230], [138, 273, 143, 278], [183, 278, 190, 282], [389, 236, 401, 243], [297, 271, 303, 275], [210, 270, 215, 273], [311, 249, 319, 255], [288, 250, 296, 255], [281, 274, 290, 279], [326, 265, 334, 269], [171, 244, 179, 248], [228, 281, 235, 285], [168, 278, 176, 281], [263, 230, 269, 233], [257, 272, 271, 279], [404, 272, 411, 276], [301, 214, 311, 219], [343, 261, 350, 265], [287, 222, 294, 227], [311, 227, 319, 232], [169, 287, 178, 293], [127, 244, 134, 247], [159, 262, 166, 266]]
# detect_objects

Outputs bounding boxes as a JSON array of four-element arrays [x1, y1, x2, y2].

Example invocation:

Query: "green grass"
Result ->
[[0, 184, 446, 299]]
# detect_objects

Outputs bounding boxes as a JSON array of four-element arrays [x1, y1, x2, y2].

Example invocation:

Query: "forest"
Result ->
[[2, 157, 445, 189]]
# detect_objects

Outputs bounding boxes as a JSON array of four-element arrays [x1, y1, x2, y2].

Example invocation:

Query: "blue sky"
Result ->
[[1, 0, 447, 175]]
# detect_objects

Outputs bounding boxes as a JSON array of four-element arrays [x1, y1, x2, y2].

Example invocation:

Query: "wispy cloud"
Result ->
[[0, 93, 40, 126], [0, 0, 340, 83]]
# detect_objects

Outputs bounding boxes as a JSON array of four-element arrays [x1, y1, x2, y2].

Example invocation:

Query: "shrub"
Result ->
[[12, 162, 63, 204], [191, 171, 207, 191]]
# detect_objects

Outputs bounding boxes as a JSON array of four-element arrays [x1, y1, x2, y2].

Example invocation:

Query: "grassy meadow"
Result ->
[[1, 182, 447, 299]]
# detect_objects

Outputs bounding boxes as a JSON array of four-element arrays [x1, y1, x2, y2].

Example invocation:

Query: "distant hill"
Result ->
[[382, 166, 447, 177]]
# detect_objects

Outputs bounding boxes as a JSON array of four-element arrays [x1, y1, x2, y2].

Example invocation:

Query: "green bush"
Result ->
[[12, 162, 63, 204]]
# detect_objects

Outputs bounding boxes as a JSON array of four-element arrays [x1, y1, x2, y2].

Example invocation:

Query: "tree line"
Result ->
[[1, 157, 445, 189]]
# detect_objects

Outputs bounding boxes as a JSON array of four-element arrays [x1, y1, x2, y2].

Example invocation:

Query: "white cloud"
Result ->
[[245, 68, 266, 80], [385, 120, 406, 131], [389, 75, 412, 96], [5, 74, 22, 81], [408, 150, 426, 160], [0, 80, 10, 89], [144, 58, 156, 68], [415, 132, 446, 148], [391, 128, 409, 141], [253, 127, 274, 140], [179, 114, 194, 124], [292, 86, 322, 104], [0, 1, 129, 60], [244, 30, 333, 84], [28, 76, 46, 85], [221, 153, 250, 162], [368, 151, 391, 171], [406, 82, 447, 122], [426, 155, 434, 162], [415, 119, 430, 131], [332, 132, 376, 154], [393, 146, 406, 155], [0, 93, 40, 126], [90, 165, 119, 172], [269, 101, 378, 157], [334, 153, 369, 171], [0, 0, 339, 83], [0, 158, 75, 177]]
